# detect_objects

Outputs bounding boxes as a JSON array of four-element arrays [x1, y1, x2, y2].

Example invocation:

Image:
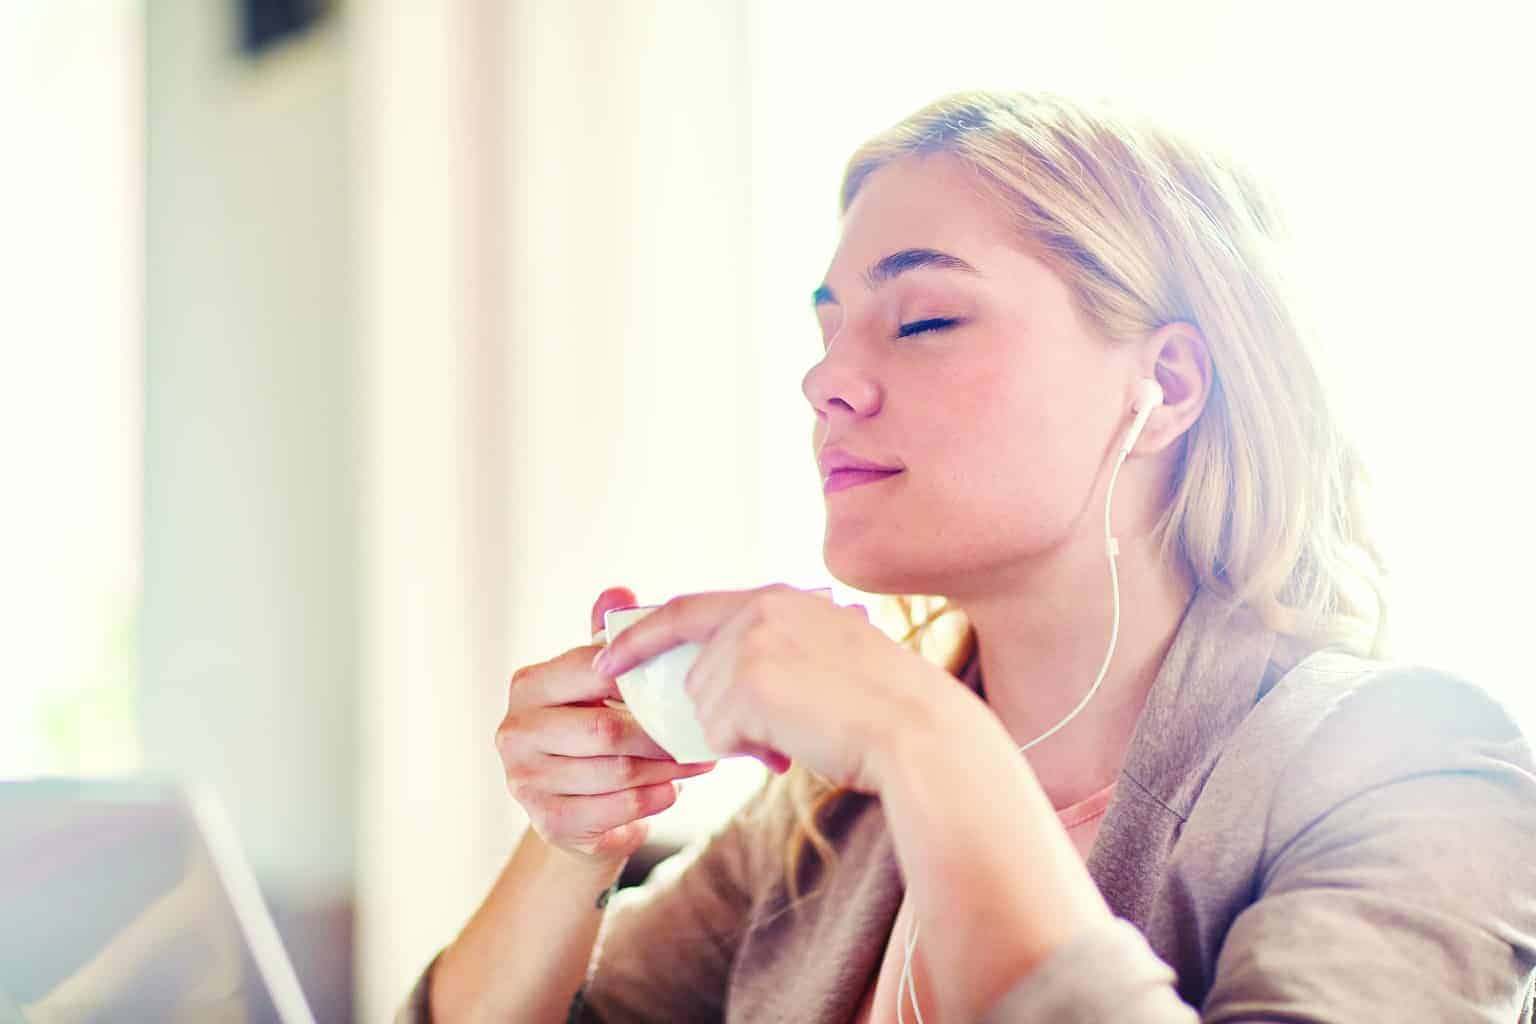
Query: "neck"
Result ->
[[951, 535, 1195, 811]]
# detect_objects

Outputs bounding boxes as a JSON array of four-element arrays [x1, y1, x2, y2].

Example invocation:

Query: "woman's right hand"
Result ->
[[494, 586, 718, 866]]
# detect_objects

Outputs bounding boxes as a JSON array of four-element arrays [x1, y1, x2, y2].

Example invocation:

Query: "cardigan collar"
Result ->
[[956, 584, 1284, 819], [953, 584, 1287, 928], [1104, 585, 1282, 819]]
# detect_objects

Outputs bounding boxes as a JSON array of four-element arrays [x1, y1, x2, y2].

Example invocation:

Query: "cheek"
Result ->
[[927, 370, 1104, 541]]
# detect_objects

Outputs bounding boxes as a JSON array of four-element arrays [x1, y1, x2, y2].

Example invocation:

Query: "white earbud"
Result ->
[[1133, 377, 1164, 413], [1119, 377, 1164, 456]]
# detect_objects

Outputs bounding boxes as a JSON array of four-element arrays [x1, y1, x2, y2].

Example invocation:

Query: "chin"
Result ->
[[822, 540, 953, 598]]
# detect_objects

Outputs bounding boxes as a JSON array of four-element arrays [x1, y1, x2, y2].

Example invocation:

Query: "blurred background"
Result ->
[[2, 0, 1532, 1019]]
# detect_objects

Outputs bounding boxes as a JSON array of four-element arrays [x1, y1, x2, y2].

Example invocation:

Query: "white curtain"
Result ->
[[352, 3, 769, 1018], [0, 1, 142, 778]]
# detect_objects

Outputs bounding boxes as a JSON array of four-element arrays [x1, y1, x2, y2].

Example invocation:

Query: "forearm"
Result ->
[[875, 693, 1113, 1021], [429, 827, 627, 1023]]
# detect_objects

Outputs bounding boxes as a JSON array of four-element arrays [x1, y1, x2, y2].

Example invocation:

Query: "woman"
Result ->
[[403, 91, 1536, 1022]]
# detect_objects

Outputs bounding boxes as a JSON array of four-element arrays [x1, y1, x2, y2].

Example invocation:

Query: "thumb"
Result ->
[[591, 586, 639, 641]]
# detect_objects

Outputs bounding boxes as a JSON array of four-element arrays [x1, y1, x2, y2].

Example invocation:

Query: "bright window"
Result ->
[[0, 1, 143, 778]]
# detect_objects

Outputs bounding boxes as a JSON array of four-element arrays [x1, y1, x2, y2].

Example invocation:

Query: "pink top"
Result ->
[[1056, 779, 1118, 830]]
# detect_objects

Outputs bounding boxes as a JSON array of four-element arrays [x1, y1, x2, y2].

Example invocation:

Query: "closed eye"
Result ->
[[897, 317, 960, 338]]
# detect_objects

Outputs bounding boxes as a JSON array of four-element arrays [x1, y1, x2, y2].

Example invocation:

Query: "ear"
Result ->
[[1137, 321, 1211, 454]]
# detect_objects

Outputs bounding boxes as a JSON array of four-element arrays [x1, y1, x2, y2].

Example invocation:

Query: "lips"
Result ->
[[817, 445, 901, 478], [816, 444, 903, 495], [823, 467, 902, 494]]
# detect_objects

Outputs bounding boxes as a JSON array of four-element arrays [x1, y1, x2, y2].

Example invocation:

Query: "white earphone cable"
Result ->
[[894, 399, 1146, 1024]]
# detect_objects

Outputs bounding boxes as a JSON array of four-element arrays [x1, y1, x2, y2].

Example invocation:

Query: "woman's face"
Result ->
[[803, 152, 1138, 599]]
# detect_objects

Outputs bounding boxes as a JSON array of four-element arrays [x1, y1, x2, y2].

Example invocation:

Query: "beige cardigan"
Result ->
[[400, 589, 1536, 1021]]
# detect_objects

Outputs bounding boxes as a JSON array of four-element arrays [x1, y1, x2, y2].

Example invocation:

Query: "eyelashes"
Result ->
[[896, 317, 961, 338], [817, 316, 963, 350]]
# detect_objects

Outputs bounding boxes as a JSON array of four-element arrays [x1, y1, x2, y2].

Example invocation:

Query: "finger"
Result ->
[[543, 782, 681, 842], [595, 585, 772, 681], [591, 586, 639, 642], [678, 599, 741, 704], [580, 819, 651, 862], [534, 754, 716, 796], [527, 704, 675, 759], [678, 601, 757, 740], [738, 743, 791, 775], [509, 647, 624, 709]]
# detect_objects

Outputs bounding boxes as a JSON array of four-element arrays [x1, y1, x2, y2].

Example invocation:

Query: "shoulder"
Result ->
[[1171, 653, 1536, 1017], [1228, 650, 1536, 869], [1226, 647, 1530, 769], [1250, 650, 1532, 780]]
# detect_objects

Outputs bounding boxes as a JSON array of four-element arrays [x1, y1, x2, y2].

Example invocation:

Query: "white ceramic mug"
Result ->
[[598, 587, 835, 764]]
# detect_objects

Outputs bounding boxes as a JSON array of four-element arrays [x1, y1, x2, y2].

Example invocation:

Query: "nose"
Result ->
[[801, 345, 883, 419]]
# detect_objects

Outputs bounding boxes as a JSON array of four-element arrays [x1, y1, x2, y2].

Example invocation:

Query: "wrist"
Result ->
[[430, 828, 630, 1021], [538, 833, 632, 880], [871, 679, 990, 795]]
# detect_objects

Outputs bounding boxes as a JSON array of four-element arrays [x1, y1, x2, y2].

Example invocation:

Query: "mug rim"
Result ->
[[605, 585, 835, 617]]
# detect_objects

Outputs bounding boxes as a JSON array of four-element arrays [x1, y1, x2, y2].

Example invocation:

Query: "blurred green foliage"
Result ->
[[36, 596, 141, 776]]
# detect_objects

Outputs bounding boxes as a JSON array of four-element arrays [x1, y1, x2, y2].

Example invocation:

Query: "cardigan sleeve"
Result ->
[[977, 916, 1198, 1022], [981, 666, 1536, 1022], [1202, 666, 1536, 1019]]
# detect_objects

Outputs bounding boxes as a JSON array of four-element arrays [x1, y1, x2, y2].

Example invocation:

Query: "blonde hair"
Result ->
[[767, 89, 1387, 911]]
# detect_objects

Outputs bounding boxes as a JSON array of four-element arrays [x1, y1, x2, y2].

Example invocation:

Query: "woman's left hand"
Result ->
[[591, 583, 965, 794]]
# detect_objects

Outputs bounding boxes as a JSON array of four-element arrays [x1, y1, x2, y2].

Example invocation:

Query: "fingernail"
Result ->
[[591, 649, 610, 674]]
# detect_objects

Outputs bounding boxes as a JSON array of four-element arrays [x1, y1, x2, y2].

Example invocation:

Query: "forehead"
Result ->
[[827, 152, 1024, 279]]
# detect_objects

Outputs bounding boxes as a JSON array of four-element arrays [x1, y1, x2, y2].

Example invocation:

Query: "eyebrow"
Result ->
[[812, 248, 981, 307]]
